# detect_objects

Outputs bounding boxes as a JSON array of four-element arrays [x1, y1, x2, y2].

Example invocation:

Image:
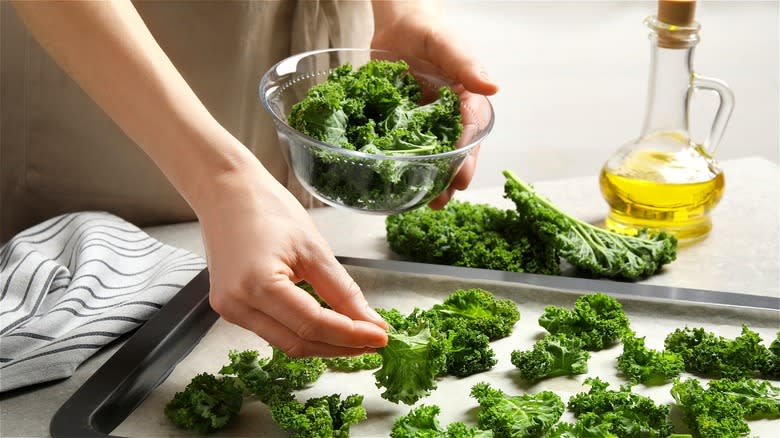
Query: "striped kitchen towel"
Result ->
[[0, 212, 206, 392]]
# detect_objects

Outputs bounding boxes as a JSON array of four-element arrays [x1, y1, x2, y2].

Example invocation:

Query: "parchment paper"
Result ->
[[113, 265, 780, 437]]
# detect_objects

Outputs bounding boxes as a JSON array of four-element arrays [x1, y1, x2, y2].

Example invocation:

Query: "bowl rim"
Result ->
[[258, 47, 494, 162]]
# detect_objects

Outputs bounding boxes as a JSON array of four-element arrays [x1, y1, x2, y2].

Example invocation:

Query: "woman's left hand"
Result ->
[[371, 1, 499, 209]]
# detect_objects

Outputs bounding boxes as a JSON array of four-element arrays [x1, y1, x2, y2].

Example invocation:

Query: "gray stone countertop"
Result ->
[[1, 156, 777, 437]]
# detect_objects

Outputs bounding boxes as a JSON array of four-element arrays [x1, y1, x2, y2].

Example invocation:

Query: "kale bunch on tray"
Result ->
[[288, 60, 463, 210], [565, 377, 674, 437], [391, 405, 494, 438], [671, 377, 780, 438], [269, 393, 367, 438], [470, 382, 565, 437], [385, 200, 560, 275], [617, 331, 684, 386], [165, 348, 368, 436], [503, 170, 677, 280], [664, 325, 780, 379], [538, 293, 630, 351], [384, 171, 678, 281], [510, 334, 591, 383], [374, 288, 519, 404]]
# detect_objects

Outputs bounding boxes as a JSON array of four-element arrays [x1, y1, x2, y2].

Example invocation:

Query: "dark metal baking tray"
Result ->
[[49, 258, 780, 437]]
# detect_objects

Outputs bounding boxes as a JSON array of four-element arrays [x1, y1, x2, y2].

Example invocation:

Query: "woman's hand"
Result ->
[[195, 158, 388, 358], [371, 0, 499, 209], [13, 0, 388, 358]]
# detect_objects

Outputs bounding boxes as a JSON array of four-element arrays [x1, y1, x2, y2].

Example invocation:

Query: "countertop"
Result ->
[[1, 156, 777, 438]]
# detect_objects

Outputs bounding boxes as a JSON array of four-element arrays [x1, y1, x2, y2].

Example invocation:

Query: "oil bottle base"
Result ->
[[605, 211, 712, 245]]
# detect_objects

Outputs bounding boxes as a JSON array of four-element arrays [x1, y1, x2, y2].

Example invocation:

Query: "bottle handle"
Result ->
[[691, 74, 735, 156]]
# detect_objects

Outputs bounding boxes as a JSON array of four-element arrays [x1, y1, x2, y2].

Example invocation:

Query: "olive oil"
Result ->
[[600, 147, 724, 243], [598, 2, 734, 244]]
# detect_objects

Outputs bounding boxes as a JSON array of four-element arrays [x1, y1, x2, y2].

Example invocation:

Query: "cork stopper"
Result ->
[[658, 0, 697, 26]]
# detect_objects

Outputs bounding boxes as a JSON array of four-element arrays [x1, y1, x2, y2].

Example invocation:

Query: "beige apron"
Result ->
[[0, 0, 373, 242]]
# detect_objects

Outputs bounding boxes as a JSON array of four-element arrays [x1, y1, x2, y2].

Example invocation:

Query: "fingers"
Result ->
[[424, 27, 499, 96], [428, 141, 480, 210], [218, 302, 375, 358], [451, 146, 479, 190], [298, 251, 388, 330], [248, 279, 387, 349]]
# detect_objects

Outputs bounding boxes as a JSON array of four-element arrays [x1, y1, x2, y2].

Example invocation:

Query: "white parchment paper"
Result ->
[[113, 265, 780, 437]]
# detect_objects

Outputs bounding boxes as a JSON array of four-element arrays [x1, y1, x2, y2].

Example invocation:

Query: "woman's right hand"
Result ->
[[195, 158, 388, 357]]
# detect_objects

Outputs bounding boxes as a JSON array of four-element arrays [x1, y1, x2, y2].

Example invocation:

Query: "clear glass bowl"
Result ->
[[259, 48, 495, 214]]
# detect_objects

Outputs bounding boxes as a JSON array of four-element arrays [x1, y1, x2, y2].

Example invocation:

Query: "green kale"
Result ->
[[567, 377, 673, 437], [323, 353, 383, 372], [427, 288, 521, 341], [269, 393, 367, 438], [538, 293, 630, 350], [375, 307, 415, 331], [164, 373, 244, 434], [705, 378, 780, 420], [547, 414, 620, 438], [760, 332, 780, 379], [442, 321, 497, 377], [219, 348, 326, 403], [664, 325, 771, 379], [470, 382, 564, 437], [288, 60, 463, 211], [670, 378, 779, 438], [385, 201, 560, 276], [374, 325, 448, 404], [617, 331, 684, 385], [503, 170, 677, 280], [510, 334, 590, 382], [391, 404, 494, 438]]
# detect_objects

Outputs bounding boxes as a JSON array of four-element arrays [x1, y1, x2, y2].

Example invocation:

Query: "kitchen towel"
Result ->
[[0, 211, 206, 392]]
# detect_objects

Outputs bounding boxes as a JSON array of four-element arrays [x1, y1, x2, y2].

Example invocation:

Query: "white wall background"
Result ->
[[444, 0, 779, 188]]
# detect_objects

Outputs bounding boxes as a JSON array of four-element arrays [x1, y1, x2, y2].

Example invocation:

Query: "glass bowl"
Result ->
[[259, 48, 494, 214]]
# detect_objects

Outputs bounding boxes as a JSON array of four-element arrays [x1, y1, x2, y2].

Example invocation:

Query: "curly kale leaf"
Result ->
[[617, 331, 684, 385], [377, 294, 504, 379], [391, 404, 494, 438], [760, 332, 780, 379], [671, 378, 752, 438], [288, 81, 351, 147], [510, 334, 590, 382], [218, 348, 325, 403], [547, 414, 620, 438], [385, 201, 560, 276], [664, 325, 771, 379], [705, 378, 780, 420], [427, 288, 521, 341], [379, 86, 463, 153], [269, 393, 367, 438], [323, 353, 383, 372], [538, 293, 630, 350], [374, 325, 447, 404], [163, 373, 244, 434], [567, 377, 673, 437], [443, 321, 497, 377], [503, 170, 677, 280], [470, 382, 564, 437]]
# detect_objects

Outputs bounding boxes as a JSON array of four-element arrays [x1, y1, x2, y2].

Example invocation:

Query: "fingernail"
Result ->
[[370, 332, 388, 348], [477, 66, 491, 82]]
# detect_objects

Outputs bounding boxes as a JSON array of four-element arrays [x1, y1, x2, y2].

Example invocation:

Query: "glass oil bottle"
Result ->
[[599, 0, 734, 244]]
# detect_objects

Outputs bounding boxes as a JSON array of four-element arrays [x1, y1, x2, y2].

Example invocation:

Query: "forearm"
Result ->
[[12, 0, 259, 211]]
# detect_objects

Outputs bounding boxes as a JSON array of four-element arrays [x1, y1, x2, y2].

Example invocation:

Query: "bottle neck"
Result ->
[[640, 44, 695, 137], [639, 16, 700, 139]]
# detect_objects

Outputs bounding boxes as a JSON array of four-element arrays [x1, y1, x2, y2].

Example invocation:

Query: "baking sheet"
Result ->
[[112, 264, 779, 437]]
